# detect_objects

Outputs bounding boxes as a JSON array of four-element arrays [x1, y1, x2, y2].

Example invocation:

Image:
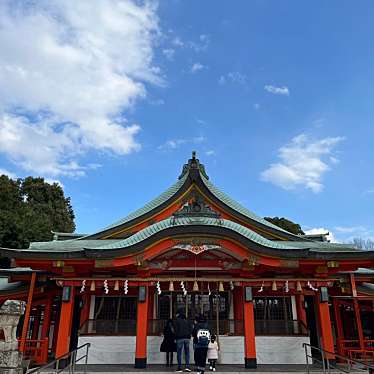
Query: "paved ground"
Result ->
[[56, 364, 365, 373], [77, 364, 313, 372]]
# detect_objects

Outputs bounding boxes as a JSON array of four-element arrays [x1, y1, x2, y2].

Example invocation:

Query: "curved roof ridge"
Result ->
[[200, 175, 297, 236], [91, 216, 304, 251]]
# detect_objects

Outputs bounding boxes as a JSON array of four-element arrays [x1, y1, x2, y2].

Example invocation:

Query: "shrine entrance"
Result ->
[[156, 291, 233, 336], [158, 291, 229, 320]]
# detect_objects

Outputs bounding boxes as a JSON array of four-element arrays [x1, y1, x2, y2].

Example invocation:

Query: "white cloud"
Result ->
[[0, 168, 16, 179], [264, 85, 290, 96], [158, 136, 205, 150], [334, 226, 374, 243], [334, 226, 369, 235], [163, 48, 175, 61], [261, 134, 344, 193], [170, 34, 210, 53], [206, 150, 215, 156], [190, 62, 205, 73], [218, 72, 247, 85], [158, 139, 186, 150], [172, 37, 184, 47], [45, 178, 64, 188], [0, 0, 161, 177], [188, 34, 210, 52], [304, 228, 338, 243], [306, 225, 374, 244]]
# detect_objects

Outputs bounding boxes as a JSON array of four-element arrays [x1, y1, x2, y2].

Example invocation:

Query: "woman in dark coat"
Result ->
[[160, 319, 177, 366]]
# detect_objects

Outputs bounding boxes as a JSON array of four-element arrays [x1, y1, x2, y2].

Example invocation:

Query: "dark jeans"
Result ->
[[166, 352, 173, 366], [194, 347, 208, 371], [176, 338, 190, 368]]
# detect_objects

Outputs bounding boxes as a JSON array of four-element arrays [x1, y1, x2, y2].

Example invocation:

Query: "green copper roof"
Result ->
[[200, 175, 294, 235], [92, 216, 305, 251], [29, 239, 121, 252], [279, 241, 359, 252], [84, 154, 298, 238]]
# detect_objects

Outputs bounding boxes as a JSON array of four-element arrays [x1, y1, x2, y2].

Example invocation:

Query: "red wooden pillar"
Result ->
[[56, 287, 75, 358], [296, 294, 307, 328], [243, 287, 256, 368], [135, 284, 149, 368], [316, 295, 335, 361], [332, 299, 345, 356], [20, 272, 37, 353]]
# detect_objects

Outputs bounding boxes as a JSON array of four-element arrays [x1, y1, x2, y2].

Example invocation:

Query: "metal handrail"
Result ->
[[303, 343, 374, 374], [27, 343, 90, 374]]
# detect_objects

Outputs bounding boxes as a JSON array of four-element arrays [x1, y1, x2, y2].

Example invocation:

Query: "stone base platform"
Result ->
[[0, 368, 23, 374], [61, 364, 363, 374]]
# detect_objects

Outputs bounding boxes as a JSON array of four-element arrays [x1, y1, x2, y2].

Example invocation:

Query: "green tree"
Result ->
[[264, 216, 305, 235], [0, 175, 75, 258]]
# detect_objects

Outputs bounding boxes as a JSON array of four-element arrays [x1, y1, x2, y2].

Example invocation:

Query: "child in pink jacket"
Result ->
[[207, 335, 219, 371]]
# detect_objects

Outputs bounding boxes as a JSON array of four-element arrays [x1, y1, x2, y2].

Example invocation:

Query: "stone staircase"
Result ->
[[37, 364, 366, 374]]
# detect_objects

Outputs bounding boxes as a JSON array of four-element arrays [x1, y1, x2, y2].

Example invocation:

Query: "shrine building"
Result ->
[[0, 152, 373, 368]]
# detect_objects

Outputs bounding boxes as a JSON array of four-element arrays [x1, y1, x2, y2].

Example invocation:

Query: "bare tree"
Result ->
[[352, 237, 374, 250]]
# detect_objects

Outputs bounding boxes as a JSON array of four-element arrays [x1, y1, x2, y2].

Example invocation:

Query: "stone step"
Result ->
[[37, 369, 366, 374], [35, 364, 369, 374], [38, 372, 365, 374]]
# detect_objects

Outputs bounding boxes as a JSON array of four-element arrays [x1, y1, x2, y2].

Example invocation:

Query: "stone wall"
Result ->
[[78, 335, 310, 365]]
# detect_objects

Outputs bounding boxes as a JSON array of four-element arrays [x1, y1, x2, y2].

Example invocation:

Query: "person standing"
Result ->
[[207, 334, 219, 371], [160, 319, 177, 367], [192, 314, 211, 374], [174, 309, 192, 372]]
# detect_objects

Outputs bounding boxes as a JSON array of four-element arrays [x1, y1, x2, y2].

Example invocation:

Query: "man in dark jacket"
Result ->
[[174, 309, 192, 372]]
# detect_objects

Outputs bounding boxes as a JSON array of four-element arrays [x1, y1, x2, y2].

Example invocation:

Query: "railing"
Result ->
[[80, 318, 307, 336], [27, 343, 90, 374], [303, 343, 374, 374], [337, 339, 374, 358], [23, 338, 49, 365]]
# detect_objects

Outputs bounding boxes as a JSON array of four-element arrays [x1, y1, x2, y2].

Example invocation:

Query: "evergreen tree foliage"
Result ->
[[264, 216, 305, 235], [0, 175, 75, 255]]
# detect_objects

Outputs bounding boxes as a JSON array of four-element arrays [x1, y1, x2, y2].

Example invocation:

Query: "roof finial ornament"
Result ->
[[178, 151, 209, 180]]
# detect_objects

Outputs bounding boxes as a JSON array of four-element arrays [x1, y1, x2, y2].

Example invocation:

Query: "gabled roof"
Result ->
[[83, 152, 302, 240], [1, 152, 373, 265], [3, 215, 372, 261]]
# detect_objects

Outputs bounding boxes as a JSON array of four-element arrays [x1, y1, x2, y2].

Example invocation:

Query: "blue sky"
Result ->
[[0, 0, 373, 242]]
